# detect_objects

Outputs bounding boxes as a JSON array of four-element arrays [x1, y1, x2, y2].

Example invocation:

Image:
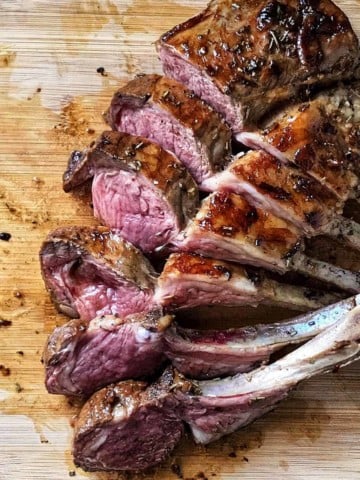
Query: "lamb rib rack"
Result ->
[[106, 74, 232, 183], [175, 191, 360, 293], [73, 303, 360, 471], [158, 0, 360, 132], [164, 294, 360, 379], [64, 131, 199, 253]]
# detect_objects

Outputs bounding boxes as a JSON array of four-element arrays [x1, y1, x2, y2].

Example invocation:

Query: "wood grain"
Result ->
[[0, 1, 360, 479]]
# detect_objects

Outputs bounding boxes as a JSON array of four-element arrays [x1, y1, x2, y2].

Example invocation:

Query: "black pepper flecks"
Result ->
[[0, 232, 11, 241], [96, 67, 107, 76]]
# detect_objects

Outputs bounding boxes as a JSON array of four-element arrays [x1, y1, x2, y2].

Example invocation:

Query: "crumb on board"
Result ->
[[0, 318, 12, 327], [0, 232, 11, 241], [0, 365, 11, 376]]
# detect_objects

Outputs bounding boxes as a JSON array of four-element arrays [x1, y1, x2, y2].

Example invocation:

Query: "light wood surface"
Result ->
[[1, 1, 360, 479]]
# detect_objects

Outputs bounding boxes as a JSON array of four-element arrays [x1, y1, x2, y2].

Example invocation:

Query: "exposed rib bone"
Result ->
[[164, 295, 360, 379], [182, 304, 360, 444]]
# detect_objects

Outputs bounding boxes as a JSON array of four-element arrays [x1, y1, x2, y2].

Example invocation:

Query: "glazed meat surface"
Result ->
[[158, 0, 359, 131], [107, 74, 231, 183], [238, 98, 358, 201], [176, 191, 303, 273], [64, 131, 198, 252], [202, 149, 340, 234], [43, 310, 172, 397], [40, 226, 157, 320], [155, 252, 341, 312]]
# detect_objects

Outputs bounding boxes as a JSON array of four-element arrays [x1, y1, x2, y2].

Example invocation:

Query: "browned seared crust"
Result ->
[[41, 226, 157, 291], [107, 74, 231, 171], [260, 101, 358, 200], [230, 150, 339, 228], [159, 0, 359, 126], [195, 192, 300, 258], [63, 131, 199, 224], [74, 381, 147, 437]]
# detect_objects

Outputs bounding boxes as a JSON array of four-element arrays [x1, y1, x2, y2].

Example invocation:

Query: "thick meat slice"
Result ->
[[176, 191, 301, 272], [106, 74, 231, 183], [176, 192, 360, 292], [181, 303, 360, 444], [43, 311, 172, 397], [155, 252, 341, 312], [40, 226, 156, 320], [73, 368, 188, 472], [158, 0, 359, 131], [164, 295, 359, 378], [238, 97, 358, 201], [64, 131, 198, 252], [202, 150, 360, 251], [202, 150, 340, 234]]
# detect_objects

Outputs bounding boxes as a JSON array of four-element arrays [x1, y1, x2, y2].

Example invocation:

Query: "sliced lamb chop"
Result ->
[[202, 150, 360, 250], [237, 95, 358, 202], [181, 303, 360, 444], [73, 367, 189, 472], [164, 295, 360, 378], [158, 0, 359, 132], [106, 74, 231, 183], [176, 192, 360, 293], [63, 131, 198, 253], [43, 310, 172, 397], [40, 226, 157, 320], [155, 252, 341, 312]]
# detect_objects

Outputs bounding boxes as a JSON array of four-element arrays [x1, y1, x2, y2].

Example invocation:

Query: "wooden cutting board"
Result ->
[[1, 1, 360, 479]]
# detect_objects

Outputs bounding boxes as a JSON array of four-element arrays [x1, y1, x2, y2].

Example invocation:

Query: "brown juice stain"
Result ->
[[0, 44, 16, 67], [279, 460, 289, 471], [122, 0, 200, 35], [60, 0, 122, 41], [283, 399, 331, 444]]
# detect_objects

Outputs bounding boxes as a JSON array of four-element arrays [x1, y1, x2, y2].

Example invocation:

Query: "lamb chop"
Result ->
[[181, 303, 360, 444], [155, 252, 341, 312], [157, 0, 360, 132], [176, 191, 360, 293], [164, 294, 359, 379], [73, 304, 360, 471], [40, 226, 157, 320], [237, 95, 359, 202], [106, 74, 231, 183], [63, 131, 198, 253], [73, 367, 188, 472], [43, 310, 172, 397], [202, 149, 360, 251]]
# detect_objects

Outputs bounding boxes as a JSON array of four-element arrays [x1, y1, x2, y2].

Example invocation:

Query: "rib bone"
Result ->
[[164, 295, 360, 379], [182, 304, 360, 444]]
